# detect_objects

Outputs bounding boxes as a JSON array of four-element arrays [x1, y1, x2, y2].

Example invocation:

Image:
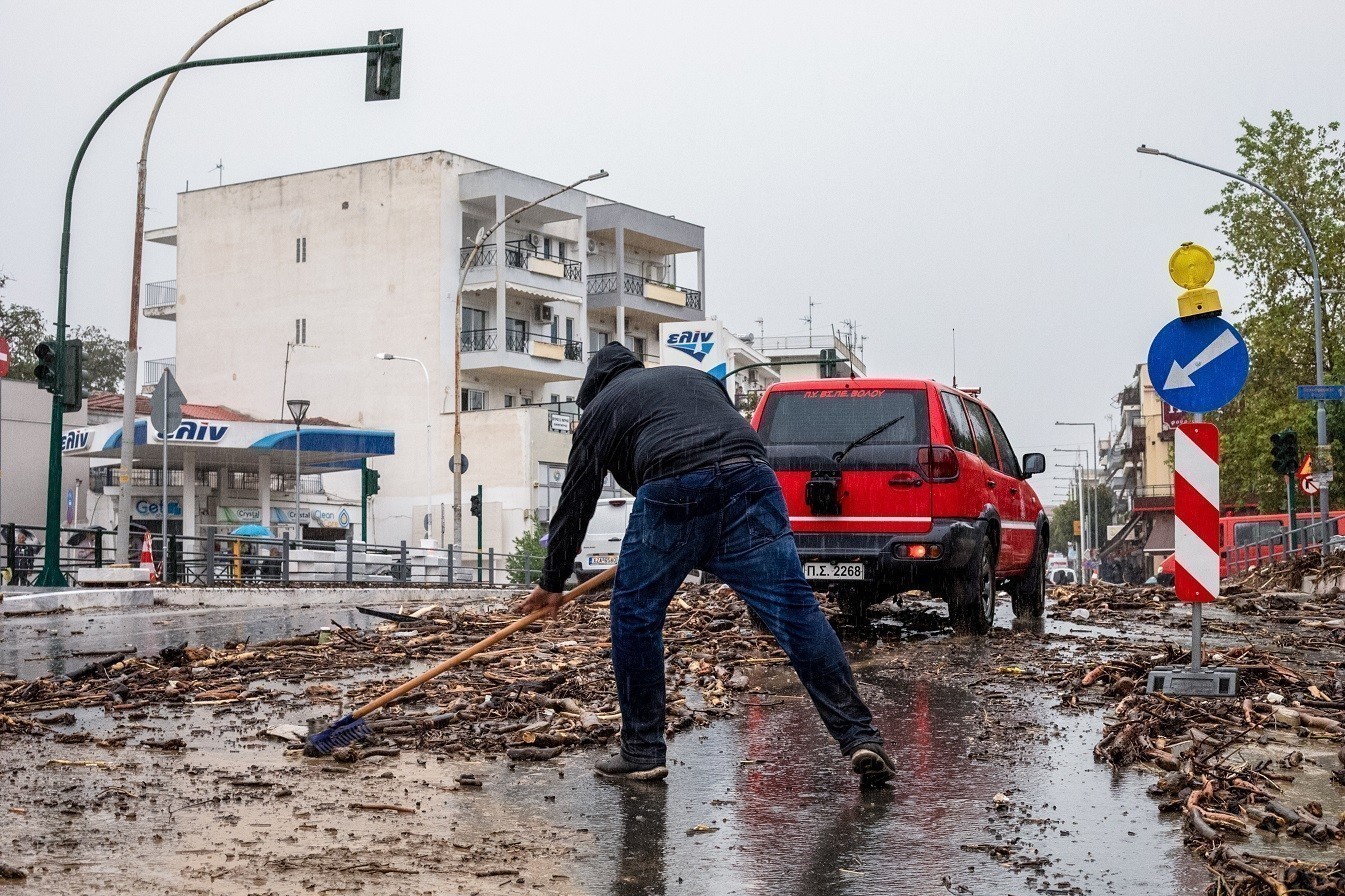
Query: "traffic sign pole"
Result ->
[[1148, 421, 1237, 696]]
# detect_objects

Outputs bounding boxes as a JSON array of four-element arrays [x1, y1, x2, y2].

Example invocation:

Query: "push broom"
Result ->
[[304, 565, 617, 756]]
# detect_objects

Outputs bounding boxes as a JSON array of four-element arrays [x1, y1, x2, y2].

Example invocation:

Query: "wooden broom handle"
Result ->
[[352, 565, 618, 720]]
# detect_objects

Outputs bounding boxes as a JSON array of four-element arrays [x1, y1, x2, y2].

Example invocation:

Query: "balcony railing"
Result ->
[[586, 272, 703, 311], [145, 280, 177, 307], [461, 328, 582, 360], [145, 357, 176, 384], [460, 244, 581, 281]]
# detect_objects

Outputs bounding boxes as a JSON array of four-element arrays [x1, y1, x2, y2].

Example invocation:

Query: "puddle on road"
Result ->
[[0, 595, 507, 680], [500, 667, 1210, 896]]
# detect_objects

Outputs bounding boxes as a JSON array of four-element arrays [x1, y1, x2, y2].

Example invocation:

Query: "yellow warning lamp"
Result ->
[[1169, 242, 1222, 319]]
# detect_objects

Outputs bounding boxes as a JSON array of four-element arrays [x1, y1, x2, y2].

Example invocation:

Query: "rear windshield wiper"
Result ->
[[833, 415, 906, 464]]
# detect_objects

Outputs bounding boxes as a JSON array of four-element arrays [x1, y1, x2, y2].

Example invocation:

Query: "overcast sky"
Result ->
[[5, 1, 1344, 505]]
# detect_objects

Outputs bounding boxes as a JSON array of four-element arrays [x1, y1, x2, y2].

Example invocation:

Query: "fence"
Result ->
[[0, 523, 547, 589], [1222, 515, 1345, 576]]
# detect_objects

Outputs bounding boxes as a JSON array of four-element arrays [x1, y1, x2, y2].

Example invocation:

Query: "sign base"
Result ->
[[1146, 666, 1238, 697]]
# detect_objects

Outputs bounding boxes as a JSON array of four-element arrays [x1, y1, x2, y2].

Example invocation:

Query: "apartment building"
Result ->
[[1100, 362, 1179, 577], [141, 151, 706, 553]]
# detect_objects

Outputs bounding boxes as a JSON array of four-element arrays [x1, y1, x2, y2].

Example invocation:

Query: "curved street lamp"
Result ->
[[1136, 144, 1329, 539]]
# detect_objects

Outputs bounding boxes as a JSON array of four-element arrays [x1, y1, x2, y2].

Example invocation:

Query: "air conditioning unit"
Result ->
[[643, 261, 665, 282], [527, 233, 542, 247], [586, 237, 598, 254], [534, 304, 553, 323]]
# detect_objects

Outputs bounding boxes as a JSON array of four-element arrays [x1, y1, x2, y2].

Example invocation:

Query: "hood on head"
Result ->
[[577, 342, 644, 409]]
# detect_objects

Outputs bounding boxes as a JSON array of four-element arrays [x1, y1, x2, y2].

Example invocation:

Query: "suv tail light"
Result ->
[[918, 445, 959, 482]]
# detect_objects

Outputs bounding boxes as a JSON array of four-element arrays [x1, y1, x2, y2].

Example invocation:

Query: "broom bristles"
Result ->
[[303, 714, 371, 756]]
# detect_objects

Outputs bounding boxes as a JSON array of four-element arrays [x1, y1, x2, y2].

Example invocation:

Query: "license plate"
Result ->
[[588, 554, 617, 566], [804, 561, 866, 580]]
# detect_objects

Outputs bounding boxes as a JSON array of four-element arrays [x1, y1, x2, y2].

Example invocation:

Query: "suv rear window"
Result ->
[[940, 392, 977, 454], [758, 388, 930, 448]]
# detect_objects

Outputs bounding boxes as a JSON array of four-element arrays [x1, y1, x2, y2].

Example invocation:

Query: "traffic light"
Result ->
[[819, 348, 838, 378], [364, 29, 402, 101], [34, 340, 59, 394], [61, 339, 83, 412], [362, 467, 381, 496], [469, 493, 482, 517], [1270, 429, 1299, 476]]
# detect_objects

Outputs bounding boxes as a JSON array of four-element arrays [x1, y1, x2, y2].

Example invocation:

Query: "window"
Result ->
[[590, 329, 611, 351], [505, 317, 527, 352], [564, 317, 575, 344], [985, 409, 1024, 479], [543, 237, 553, 259], [626, 335, 646, 358], [461, 389, 486, 412], [294, 318, 307, 345], [757, 389, 930, 448], [462, 307, 486, 332], [962, 400, 1002, 470], [1233, 520, 1286, 547], [295, 237, 307, 263], [940, 392, 977, 454], [557, 241, 567, 261], [504, 395, 515, 408]]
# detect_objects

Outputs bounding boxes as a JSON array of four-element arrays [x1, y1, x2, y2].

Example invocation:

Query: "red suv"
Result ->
[[750, 378, 1048, 634]]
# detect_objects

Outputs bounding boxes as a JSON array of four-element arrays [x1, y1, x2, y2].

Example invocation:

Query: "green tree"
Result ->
[[0, 300, 47, 383], [1048, 483, 1115, 554], [506, 518, 549, 585], [0, 300, 127, 393], [1206, 111, 1345, 509]]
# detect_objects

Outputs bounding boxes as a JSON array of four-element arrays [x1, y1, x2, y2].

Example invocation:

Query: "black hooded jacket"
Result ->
[[539, 343, 767, 591]]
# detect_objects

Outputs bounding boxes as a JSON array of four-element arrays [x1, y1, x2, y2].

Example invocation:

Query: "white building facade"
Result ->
[[145, 151, 706, 554]]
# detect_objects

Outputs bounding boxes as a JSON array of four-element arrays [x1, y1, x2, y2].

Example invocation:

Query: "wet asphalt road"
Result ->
[[1, 599, 1213, 894]]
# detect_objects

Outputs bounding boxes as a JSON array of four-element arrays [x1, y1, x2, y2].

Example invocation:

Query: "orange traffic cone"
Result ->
[[140, 531, 159, 584]]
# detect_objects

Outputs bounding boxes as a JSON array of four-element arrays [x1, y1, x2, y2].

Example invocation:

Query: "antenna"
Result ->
[[802, 297, 818, 340], [210, 159, 224, 186], [755, 317, 764, 342], [951, 328, 958, 388]]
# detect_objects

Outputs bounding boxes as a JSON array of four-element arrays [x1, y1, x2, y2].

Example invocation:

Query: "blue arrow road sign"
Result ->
[[1147, 316, 1249, 414], [1298, 384, 1345, 401]]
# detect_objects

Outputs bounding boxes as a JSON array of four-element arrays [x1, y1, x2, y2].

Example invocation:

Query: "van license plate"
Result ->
[[804, 562, 866, 580], [588, 554, 617, 566]]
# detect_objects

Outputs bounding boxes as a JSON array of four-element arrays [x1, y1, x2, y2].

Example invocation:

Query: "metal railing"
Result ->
[[144, 357, 175, 383], [460, 328, 581, 359], [145, 280, 177, 307], [0, 522, 549, 589], [590, 348, 659, 366], [505, 241, 582, 281], [1223, 515, 1345, 576], [586, 272, 703, 310], [461, 244, 582, 281]]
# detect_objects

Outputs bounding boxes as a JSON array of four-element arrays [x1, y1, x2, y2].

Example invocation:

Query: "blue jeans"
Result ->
[[610, 460, 881, 765]]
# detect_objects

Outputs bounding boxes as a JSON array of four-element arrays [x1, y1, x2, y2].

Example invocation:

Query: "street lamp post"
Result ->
[[375, 353, 432, 543], [1055, 447, 1089, 580], [34, 33, 403, 587], [287, 399, 309, 540], [450, 169, 608, 567], [1137, 145, 1329, 542], [1057, 420, 1098, 563]]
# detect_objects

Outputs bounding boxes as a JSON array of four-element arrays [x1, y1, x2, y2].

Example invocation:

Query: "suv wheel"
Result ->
[[1010, 536, 1047, 619], [948, 537, 996, 635]]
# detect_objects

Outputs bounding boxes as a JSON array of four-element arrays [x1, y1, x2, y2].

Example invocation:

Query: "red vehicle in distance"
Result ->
[[750, 378, 1048, 634]]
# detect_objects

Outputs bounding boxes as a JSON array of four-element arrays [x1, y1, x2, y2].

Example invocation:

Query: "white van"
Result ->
[[574, 497, 634, 582]]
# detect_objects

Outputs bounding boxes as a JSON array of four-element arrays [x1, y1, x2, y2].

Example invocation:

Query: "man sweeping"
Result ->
[[520, 343, 894, 787]]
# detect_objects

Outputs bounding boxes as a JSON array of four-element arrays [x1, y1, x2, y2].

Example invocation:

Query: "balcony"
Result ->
[[144, 357, 176, 384], [586, 272, 703, 317], [143, 280, 177, 321], [460, 244, 582, 282], [459, 328, 585, 382]]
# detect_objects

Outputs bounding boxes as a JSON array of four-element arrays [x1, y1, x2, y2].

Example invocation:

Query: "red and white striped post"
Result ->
[[1174, 424, 1219, 601]]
